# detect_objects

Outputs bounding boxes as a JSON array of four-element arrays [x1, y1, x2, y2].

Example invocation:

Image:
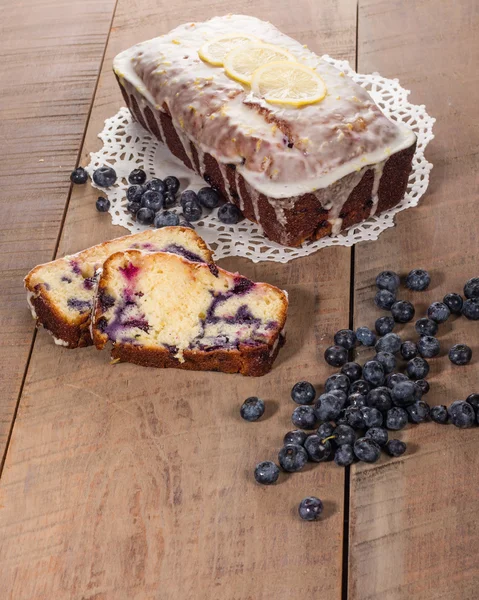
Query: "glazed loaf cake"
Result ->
[[113, 14, 417, 247], [91, 250, 287, 376], [25, 227, 213, 348]]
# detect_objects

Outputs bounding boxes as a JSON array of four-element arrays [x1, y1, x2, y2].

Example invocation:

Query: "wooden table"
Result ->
[[1, 0, 478, 598]]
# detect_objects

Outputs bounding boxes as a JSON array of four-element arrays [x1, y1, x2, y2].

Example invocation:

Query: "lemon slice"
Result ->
[[198, 34, 260, 67], [224, 43, 296, 85], [251, 61, 327, 107]]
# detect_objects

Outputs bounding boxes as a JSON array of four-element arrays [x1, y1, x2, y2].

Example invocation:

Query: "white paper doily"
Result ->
[[86, 56, 435, 263]]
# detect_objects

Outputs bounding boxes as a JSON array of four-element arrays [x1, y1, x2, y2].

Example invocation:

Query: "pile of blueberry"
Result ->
[[241, 269, 479, 521], [70, 165, 244, 227]]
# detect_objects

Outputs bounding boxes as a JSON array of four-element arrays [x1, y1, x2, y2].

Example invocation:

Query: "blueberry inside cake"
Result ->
[[25, 227, 213, 348], [92, 250, 288, 376]]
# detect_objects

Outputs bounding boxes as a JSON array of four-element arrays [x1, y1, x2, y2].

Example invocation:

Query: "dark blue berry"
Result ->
[[348, 392, 368, 408], [386, 439, 407, 457], [375, 351, 396, 374], [324, 345, 348, 367], [365, 427, 388, 446], [400, 340, 418, 360], [92, 166, 117, 187], [430, 405, 448, 424], [392, 381, 418, 407], [180, 189, 198, 208], [341, 362, 362, 382], [375, 316, 395, 336], [291, 381, 316, 405], [344, 406, 366, 430], [406, 269, 430, 291], [376, 270, 400, 292], [334, 444, 354, 466], [183, 199, 202, 222], [391, 300, 415, 323], [350, 379, 372, 395], [386, 407, 408, 430], [356, 326, 376, 346], [334, 424, 356, 446], [448, 400, 475, 428], [278, 444, 308, 472], [354, 438, 381, 463], [284, 430, 308, 446], [292, 405, 317, 429], [386, 372, 409, 389], [362, 360, 385, 387], [462, 298, 479, 320], [136, 207, 155, 225], [328, 389, 347, 405], [334, 329, 356, 349], [407, 400, 430, 423], [254, 461, 280, 485], [466, 393, 479, 413], [163, 191, 177, 208], [141, 190, 164, 212], [218, 203, 242, 224], [367, 387, 393, 412], [198, 187, 220, 208], [127, 184, 145, 203], [360, 406, 383, 428], [304, 435, 332, 462], [240, 396, 265, 421], [95, 197, 110, 212], [406, 357, 430, 380], [154, 210, 180, 228], [164, 175, 180, 194], [417, 335, 440, 358], [415, 317, 438, 336], [298, 496, 323, 520], [70, 166, 88, 184], [179, 218, 194, 229], [317, 422, 335, 439], [145, 178, 166, 193], [128, 168, 147, 185], [324, 374, 350, 393], [416, 379, 430, 395], [375, 289, 396, 310], [464, 277, 479, 299], [375, 333, 401, 354], [127, 201, 141, 215], [314, 394, 343, 423], [448, 344, 472, 366], [443, 293, 463, 315], [427, 301, 450, 323]]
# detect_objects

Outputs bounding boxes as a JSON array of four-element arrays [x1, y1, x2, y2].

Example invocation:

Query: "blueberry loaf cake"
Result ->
[[91, 250, 288, 376], [25, 227, 213, 348], [113, 14, 417, 247]]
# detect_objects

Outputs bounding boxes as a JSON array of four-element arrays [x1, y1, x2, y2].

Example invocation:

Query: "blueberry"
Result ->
[[443, 292, 463, 315], [391, 300, 415, 323], [416, 379, 430, 395], [284, 430, 308, 446], [183, 199, 203, 222], [375, 289, 397, 310], [218, 203, 242, 224], [448, 344, 472, 366], [354, 438, 381, 463], [350, 379, 372, 395], [400, 340, 418, 360], [314, 394, 343, 423], [427, 302, 450, 324], [240, 396, 265, 421], [448, 400, 475, 428], [376, 270, 400, 292], [386, 372, 409, 389], [341, 362, 362, 382], [406, 357, 430, 380], [348, 392, 368, 408], [141, 190, 164, 212], [163, 191, 177, 208], [278, 444, 308, 472], [406, 269, 431, 291], [334, 444, 355, 466], [179, 218, 194, 229], [360, 406, 383, 428], [328, 389, 347, 405], [375, 351, 396, 374], [362, 360, 385, 387], [127, 201, 141, 215], [392, 381, 418, 407], [365, 427, 388, 446], [356, 326, 376, 346], [386, 407, 408, 430], [198, 187, 220, 208], [417, 336, 440, 358], [128, 168, 147, 185], [375, 316, 395, 336], [334, 329, 357, 350], [254, 461, 280, 485], [466, 393, 479, 413], [127, 184, 145, 203], [95, 197, 110, 212], [464, 277, 479, 299], [180, 189, 198, 208], [304, 435, 332, 462], [386, 439, 407, 457], [292, 405, 317, 429], [462, 298, 479, 320], [367, 387, 393, 412], [324, 345, 348, 367], [375, 333, 401, 354], [70, 166, 88, 184], [334, 424, 356, 446], [145, 178, 166, 193], [430, 405, 448, 424], [153, 210, 180, 228], [298, 496, 323, 521], [317, 422, 335, 439], [291, 381, 316, 405], [324, 374, 350, 393], [92, 166, 117, 187], [407, 400, 430, 423], [344, 406, 366, 430], [135, 207, 155, 225], [415, 317, 438, 337], [164, 175, 180, 194]]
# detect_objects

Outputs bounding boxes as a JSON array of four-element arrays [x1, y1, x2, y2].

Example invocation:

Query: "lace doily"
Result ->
[[86, 56, 435, 263]]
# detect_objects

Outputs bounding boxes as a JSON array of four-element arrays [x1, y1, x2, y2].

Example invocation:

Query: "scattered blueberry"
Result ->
[[466, 393, 479, 413], [427, 301, 450, 324], [298, 496, 323, 521], [443, 292, 463, 315], [324, 345, 348, 367], [430, 405, 448, 424], [163, 191, 177, 208], [314, 394, 343, 423], [164, 175, 180, 194], [417, 335, 440, 358], [141, 190, 164, 212], [284, 430, 308, 446], [254, 461, 280, 485], [218, 203, 242, 224], [291, 381, 316, 405], [349, 379, 372, 395], [375, 333, 401, 354], [348, 392, 368, 408], [448, 344, 472, 366], [92, 166, 117, 187], [335, 444, 355, 466], [375, 289, 396, 310], [407, 400, 430, 423], [180, 189, 198, 208], [127, 201, 141, 215], [145, 178, 166, 193], [362, 360, 385, 387], [365, 427, 388, 446], [406, 269, 431, 291], [128, 168, 147, 185], [135, 207, 155, 225], [391, 300, 415, 323], [415, 317, 438, 337], [400, 341, 417, 361], [375, 351, 396, 374], [386, 407, 408, 430], [448, 400, 475, 428], [334, 329, 357, 350], [386, 372, 409, 389], [356, 326, 376, 346], [367, 387, 393, 412], [279, 444, 308, 472], [70, 166, 88, 184], [406, 357, 430, 380], [154, 210, 180, 228], [304, 435, 332, 462], [127, 184, 145, 203], [317, 422, 335, 439], [344, 406, 366, 429], [325, 374, 350, 393], [95, 197, 110, 212], [392, 381, 418, 407], [416, 379, 430, 395], [376, 270, 400, 292], [386, 439, 407, 457], [292, 405, 317, 429], [183, 199, 203, 222], [354, 438, 381, 463], [375, 316, 395, 336], [341, 362, 362, 382], [462, 298, 479, 320], [464, 277, 479, 300], [240, 397, 265, 421], [360, 406, 383, 428], [334, 424, 356, 446], [198, 187, 220, 208]]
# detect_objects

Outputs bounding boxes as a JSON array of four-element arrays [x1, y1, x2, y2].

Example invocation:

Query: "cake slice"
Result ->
[[25, 227, 213, 348], [91, 250, 288, 376]]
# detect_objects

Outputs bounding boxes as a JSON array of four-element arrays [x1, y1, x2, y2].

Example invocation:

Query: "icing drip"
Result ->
[[235, 170, 245, 211], [218, 163, 233, 202], [369, 161, 385, 217]]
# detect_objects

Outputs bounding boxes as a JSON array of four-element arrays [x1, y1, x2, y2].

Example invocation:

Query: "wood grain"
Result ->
[[0, 0, 116, 457], [0, 1, 357, 598], [349, 0, 479, 598]]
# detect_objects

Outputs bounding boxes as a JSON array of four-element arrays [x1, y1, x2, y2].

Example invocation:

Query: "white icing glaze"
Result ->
[[26, 290, 38, 319], [369, 161, 385, 217], [52, 335, 70, 347]]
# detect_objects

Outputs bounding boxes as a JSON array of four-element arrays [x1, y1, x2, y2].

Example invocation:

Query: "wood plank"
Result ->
[[349, 0, 479, 598], [0, 1, 357, 598], [0, 0, 117, 457]]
